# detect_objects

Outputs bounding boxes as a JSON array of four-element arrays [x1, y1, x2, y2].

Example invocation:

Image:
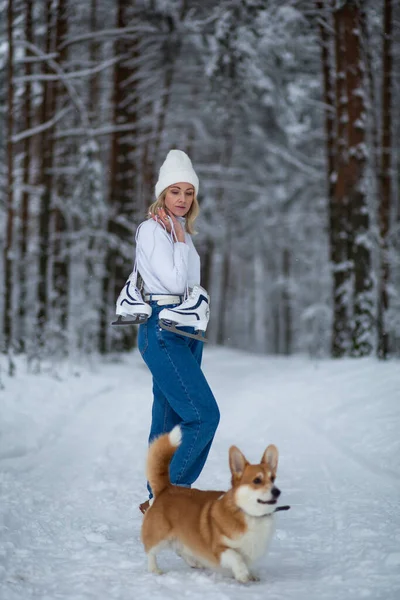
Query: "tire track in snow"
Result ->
[[0, 368, 152, 599], [304, 416, 400, 485], [241, 366, 400, 487], [0, 384, 116, 473], [22, 378, 150, 489]]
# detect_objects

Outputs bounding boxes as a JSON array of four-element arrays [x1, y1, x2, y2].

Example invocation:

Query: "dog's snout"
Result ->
[[272, 487, 281, 498]]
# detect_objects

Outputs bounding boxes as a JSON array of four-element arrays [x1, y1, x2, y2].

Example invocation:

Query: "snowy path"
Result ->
[[1, 349, 400, 600]]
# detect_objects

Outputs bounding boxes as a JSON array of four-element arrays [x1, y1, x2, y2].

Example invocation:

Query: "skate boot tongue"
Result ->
[[158, 285, 210, 342]]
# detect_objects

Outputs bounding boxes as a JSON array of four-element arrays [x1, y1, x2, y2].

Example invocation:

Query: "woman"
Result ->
[[136, 149, 220, 514]]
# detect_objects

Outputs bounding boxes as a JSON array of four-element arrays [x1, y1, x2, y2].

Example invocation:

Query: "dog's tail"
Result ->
[[146, 425, 182, 498]]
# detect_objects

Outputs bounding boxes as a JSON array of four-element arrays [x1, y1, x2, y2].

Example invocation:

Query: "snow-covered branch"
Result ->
[[18, 40, 92, 133], [58, 25, 157, 51], [15, 52, 59, 64], [266, 143, 324, 177], [14, 55, 126, 83], [54, 123, 141, 139], [12, 106, 72, 143]]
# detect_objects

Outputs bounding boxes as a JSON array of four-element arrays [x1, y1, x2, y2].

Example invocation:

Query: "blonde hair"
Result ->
[[147, 188, 199, 235]]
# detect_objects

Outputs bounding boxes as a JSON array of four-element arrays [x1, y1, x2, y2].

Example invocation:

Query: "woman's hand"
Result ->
[[152, 207, 186, 243]]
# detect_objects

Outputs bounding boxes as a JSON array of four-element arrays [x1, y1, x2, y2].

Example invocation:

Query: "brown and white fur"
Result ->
[[141, 426, 281, 583]]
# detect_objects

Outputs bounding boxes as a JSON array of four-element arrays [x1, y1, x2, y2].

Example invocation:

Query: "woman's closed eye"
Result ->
[[170, 189, 193, 196]]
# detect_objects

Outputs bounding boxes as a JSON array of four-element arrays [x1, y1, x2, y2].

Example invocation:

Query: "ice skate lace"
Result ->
[[128, 223, 145, 289], [166, 216, 190, 301]]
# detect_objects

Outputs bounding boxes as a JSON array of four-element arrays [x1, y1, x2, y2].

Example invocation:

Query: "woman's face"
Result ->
[[164, 183, 195, 217]]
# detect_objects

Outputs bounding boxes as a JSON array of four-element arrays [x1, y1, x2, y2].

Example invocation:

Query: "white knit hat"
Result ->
[[155, 149, 199, 198]]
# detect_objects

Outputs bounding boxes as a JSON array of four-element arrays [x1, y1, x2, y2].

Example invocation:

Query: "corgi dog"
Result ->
[[141, 426, 282, 583]]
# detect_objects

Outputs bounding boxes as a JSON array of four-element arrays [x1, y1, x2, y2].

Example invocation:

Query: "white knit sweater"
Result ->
[[136, 219, 200, 295]]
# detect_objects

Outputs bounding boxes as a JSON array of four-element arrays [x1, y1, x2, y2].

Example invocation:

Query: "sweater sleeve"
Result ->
[[137, 220, 190, 293]]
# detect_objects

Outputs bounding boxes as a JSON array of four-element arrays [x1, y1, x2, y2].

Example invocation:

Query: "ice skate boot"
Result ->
[[112, 274, 152, 326], [158, 285, 210, 342]]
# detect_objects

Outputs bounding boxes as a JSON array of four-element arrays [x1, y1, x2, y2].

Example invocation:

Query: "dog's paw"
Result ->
[[235, 575, 250, 584], [234, 571, 251, 584], [179, 552, 204, 569], [188, 558, 205, 569], [147, 554, 164, 575], [235, 570, 260, 584]]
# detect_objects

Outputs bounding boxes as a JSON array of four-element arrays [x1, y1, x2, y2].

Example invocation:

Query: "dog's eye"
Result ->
[[253, 477, 262, 485], [271, 476, 276, 483]]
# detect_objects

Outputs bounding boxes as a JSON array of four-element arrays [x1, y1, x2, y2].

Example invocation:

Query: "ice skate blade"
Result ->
[[111, 315, 148, 326], [159, 320, 208, 343]]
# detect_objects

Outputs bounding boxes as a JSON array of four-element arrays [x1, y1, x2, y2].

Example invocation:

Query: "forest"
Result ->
[[1, 0, 399, 372]]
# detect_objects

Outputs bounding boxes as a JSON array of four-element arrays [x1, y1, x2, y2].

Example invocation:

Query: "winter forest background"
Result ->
[[1, 0, 400, 374]]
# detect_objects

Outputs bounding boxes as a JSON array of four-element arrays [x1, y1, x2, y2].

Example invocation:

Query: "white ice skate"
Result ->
[[112, 273, 152, 326], [158, 285, 210, 342]]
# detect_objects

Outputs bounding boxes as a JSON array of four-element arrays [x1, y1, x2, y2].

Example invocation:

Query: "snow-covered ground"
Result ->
[[1, 347, 399, 600]]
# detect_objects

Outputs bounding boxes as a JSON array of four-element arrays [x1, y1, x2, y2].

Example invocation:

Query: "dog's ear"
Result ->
[[261, 444, 279, 472], [229, 446, 248, 480]]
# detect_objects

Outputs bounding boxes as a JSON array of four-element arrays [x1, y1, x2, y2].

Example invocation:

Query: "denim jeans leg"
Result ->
[[148, 378, 181, 444], [146, 378, 181, 498], [141, 304, 220, 490], [189, 336, 203, 367], [182, 336, 216, 483]]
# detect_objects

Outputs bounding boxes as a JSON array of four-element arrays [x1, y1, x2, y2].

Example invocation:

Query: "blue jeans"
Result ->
[[138, 301, 220, 499]]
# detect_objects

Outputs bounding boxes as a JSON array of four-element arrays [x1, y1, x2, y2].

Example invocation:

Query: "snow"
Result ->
[[1, 348, 400, 600]]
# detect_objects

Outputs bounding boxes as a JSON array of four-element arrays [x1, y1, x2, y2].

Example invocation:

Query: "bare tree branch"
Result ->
[[14, 55, 125, 83], [12, 106, 72, 142]]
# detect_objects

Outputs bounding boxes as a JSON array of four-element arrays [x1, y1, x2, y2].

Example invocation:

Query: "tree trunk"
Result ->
[[344, 2, 373, 356], [52, 0, 69, 338], [89, 0, 99, 122], [140, 0, 189, 205], [36, 0, 55, 345], [282, 247, 292, 355], [253, 235, 266, 353], [377, 0, 393, 359], [215, 129, 234, 345], [18, 0, 33, 352], [316, 0, 336, 206], [200, 239, 213, 294], [316, 0, 337, 298], [332, 3, 353, 357], [216, 237, 234, 346], [3, 0, 14, 358], [99, 0, 138, 353], [216, 234, 231, 346], [153, 0, 188, 158], [360, 3, 380, 179]]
